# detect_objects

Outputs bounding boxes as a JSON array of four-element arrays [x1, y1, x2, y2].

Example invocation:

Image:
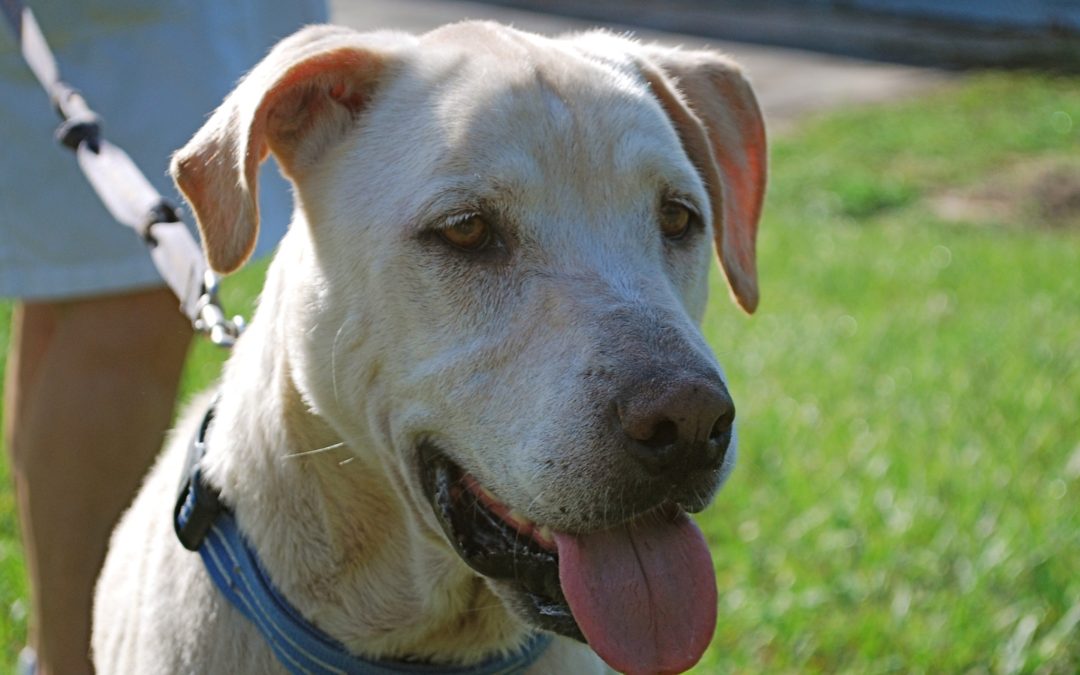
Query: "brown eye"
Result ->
[[660, 201, 693, 240], [440, 215, 491, 251]]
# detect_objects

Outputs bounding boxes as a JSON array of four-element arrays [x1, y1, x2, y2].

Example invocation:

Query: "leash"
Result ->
[[175, 402, 554, 675], [0, 0, 243, 347]]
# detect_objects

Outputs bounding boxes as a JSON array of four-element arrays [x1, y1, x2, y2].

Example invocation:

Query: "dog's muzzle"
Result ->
[[417, 436, 721, 675]]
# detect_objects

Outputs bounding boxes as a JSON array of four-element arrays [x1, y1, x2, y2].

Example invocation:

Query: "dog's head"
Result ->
[[173, 22, 765, 674]]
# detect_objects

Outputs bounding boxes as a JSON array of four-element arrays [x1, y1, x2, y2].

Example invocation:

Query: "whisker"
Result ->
[[330, 320, 348, 408], [526, 490, 546, 512], [458, 600, 513, 615], [285, 441, 346, 459], [337, 456, 356, 466]]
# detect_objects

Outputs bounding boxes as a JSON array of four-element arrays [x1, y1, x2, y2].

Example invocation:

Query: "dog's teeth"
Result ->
[[480, 485, 498, 502]]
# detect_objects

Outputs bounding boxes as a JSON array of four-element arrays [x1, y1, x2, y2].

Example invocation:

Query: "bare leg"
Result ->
[[3, 288, 193, 675]]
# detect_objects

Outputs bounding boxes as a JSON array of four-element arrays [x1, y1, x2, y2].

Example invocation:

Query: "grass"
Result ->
[[2, 71, 1079, 672]]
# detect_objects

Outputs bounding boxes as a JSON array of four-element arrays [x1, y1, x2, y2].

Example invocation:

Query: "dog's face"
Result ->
[[173, 22, 765, 675]]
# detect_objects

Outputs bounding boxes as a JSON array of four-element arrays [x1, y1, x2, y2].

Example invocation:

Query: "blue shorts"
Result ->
[[0, 0, 327, 300]]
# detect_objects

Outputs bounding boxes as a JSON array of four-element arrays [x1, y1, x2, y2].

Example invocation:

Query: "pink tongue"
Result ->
[[554, 512, 717, 675]]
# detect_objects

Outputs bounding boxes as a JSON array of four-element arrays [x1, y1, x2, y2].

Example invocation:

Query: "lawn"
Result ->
[[1, 71, 1078, 672]]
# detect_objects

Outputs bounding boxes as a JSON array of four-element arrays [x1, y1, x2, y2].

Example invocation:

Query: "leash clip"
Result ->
[[194, 271, 246, 348]]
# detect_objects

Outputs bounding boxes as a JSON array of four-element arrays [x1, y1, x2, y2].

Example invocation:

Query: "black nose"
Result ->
[[617, 378, 735, 476]]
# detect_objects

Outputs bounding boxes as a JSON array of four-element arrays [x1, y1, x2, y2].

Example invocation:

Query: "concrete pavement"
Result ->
[[329, 0, 951, 134]]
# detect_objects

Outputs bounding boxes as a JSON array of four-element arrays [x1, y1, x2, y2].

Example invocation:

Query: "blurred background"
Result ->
[[1, 0, 1078, 671]]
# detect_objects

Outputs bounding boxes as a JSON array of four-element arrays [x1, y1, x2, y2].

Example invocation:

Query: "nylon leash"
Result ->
[[0, 0, 244, 347]]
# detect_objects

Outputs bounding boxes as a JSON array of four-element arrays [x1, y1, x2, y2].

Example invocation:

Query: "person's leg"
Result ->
[[3, 287, 192, 675]]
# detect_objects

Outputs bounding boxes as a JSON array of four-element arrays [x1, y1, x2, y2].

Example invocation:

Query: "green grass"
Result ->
[[0, 299, 21, 664], [2, 72, 1079, 672], [695, 73, 1080, 673]]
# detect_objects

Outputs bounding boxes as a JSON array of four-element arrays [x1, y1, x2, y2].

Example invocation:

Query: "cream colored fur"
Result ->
[[92, 21, 765, 674]]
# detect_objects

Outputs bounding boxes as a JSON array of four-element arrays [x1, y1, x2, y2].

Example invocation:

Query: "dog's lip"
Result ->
[[417, 441, 583, 641], [458, 474, 557, 551]]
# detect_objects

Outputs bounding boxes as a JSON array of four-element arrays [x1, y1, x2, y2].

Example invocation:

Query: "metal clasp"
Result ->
[[193, 271, 246, 348]]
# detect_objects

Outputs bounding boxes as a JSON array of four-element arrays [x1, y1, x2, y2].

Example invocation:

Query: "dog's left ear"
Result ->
[[636, 46, 767, 314], [172, 25, 409, 274]]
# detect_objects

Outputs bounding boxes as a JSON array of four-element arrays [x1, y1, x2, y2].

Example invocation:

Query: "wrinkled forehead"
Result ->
[[409, 26, 704, 210]]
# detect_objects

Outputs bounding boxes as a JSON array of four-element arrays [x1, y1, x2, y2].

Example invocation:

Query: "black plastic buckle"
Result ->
[[52, 83, 102, 152], [55, 115, 101, 153], [140, 198, 181, 247], [174, 401, 224, 551]]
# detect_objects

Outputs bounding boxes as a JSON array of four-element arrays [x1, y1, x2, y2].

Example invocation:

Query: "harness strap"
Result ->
[[0, 0, 243, 347], [175, 402, 554, 675]]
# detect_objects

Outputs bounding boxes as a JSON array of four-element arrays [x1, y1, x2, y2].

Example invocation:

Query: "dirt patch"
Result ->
[[931, 156, 1080, 229]]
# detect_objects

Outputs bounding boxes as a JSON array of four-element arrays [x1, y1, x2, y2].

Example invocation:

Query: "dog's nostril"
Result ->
[[641, 419, 679, 450], [708, 407, 735, 442]]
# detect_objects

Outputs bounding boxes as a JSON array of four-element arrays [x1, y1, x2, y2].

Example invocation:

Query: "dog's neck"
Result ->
[[199, 256, 530, 664]]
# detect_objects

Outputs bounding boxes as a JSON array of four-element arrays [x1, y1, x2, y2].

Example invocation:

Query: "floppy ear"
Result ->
[[637, 47, 767, 314], [171, 25, 404, 274]]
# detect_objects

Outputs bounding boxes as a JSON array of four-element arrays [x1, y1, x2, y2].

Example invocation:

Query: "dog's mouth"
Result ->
[[418, 442, 582, 640], [419, 442, 719, 675]]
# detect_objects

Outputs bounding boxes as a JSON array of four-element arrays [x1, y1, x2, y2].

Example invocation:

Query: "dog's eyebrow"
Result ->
[[411, 188, 481, 231], [410, 181, 517, 231]]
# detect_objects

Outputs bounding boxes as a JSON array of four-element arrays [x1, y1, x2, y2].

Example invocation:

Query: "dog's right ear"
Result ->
[[171, 25, 406, 274]]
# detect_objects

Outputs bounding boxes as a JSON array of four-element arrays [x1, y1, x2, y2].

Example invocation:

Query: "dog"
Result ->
[[92, 20, 765, 675]]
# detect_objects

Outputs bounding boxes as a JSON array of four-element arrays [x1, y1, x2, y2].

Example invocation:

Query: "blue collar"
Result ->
[[174, 403, 553, 675]]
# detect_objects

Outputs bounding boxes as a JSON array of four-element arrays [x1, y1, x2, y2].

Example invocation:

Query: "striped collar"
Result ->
[[174, 402, 553, 675]]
